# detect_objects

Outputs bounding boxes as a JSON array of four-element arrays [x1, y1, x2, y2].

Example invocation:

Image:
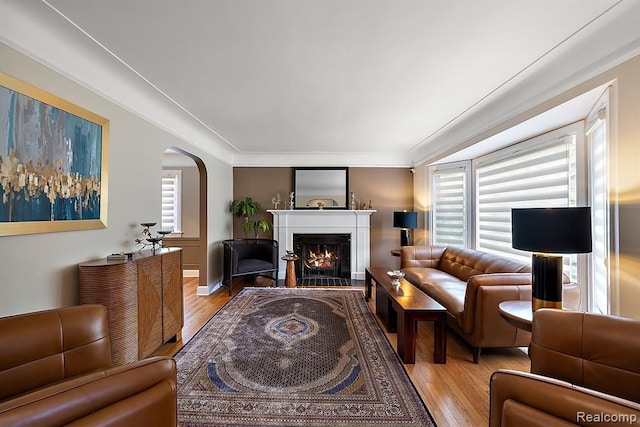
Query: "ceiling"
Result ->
[[2, 1, 640, 166]]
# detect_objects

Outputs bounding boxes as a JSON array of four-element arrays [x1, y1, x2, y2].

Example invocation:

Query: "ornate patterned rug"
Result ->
[[175, 287, 436, 426]]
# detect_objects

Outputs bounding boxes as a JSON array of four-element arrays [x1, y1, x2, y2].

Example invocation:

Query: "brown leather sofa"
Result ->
[[400, 246, 580, 362], [490, 309, 640, 426], [0, 304, 178, 427]]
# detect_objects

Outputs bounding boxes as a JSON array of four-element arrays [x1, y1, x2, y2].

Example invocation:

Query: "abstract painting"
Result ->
[[0, 71, 109, 236]]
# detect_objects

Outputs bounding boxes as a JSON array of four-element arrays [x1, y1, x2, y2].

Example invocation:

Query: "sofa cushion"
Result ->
[[237, 259, 276, 274], [403, 267, 466, 326], [439, 247, 531, 282], [400, 246, 446, 269]]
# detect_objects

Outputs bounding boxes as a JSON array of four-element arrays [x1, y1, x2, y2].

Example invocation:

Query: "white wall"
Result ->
[[0, 43, 232, 316]]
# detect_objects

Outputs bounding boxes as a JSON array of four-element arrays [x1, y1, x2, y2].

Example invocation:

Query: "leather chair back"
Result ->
[[0, 304, 112, 402], [530, 309, 640, 403]]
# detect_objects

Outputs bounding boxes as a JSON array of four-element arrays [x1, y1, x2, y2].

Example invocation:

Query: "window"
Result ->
[[427, 91, 618, 315], [429, 163, 469, 247], [586, 89, 611, 314], [162, 170, 182, 233], [473, 125, 582, 279], [428, 124, 585, 280]]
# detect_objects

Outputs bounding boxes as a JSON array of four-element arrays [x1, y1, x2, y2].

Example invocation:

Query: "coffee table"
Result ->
[[366, 267, 447, 364]]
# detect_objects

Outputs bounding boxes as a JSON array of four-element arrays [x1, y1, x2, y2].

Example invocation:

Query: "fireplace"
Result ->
[[293, 234, 350, 284], [268, 209, 375, 282]]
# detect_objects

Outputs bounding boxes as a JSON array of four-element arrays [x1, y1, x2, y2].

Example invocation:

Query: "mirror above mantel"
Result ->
[[292, 167, 348, 209]]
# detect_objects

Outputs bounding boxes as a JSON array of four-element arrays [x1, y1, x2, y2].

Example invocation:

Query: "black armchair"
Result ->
[[222, 239, 279, 295]]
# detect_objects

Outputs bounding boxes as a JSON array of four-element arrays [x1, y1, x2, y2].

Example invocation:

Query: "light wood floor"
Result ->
[[155, 277, 530, 426]]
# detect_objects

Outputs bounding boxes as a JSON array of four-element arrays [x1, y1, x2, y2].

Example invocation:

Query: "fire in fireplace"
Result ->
[[305, 247, 337, 270], [293, 234, 350, 284]]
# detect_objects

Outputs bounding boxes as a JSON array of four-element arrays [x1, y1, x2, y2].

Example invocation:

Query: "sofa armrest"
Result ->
[[490, 370, 640, 427], [463, 273, 532, 335], [400, 246, 446, 268], [0, 356, 177, 427]]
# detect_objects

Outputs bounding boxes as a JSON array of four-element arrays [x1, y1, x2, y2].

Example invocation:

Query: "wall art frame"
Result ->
[[0, 71, 109, 236]]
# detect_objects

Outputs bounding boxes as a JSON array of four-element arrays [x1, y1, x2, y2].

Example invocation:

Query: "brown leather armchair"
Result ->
[[490, 309, 640, 426], [0, 304, 177, 427]]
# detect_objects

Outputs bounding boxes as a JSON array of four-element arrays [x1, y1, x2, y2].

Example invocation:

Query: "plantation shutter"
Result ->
[[161, 171, 181, 233], [474, 135, 577, 266], [432, 166, 467, 247]]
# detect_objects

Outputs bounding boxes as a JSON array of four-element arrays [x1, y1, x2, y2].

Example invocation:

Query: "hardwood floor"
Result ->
[[155, 277, 530, 426]]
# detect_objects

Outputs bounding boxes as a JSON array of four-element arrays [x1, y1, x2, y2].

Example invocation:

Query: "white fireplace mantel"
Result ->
[[268, 210, 376, 281]]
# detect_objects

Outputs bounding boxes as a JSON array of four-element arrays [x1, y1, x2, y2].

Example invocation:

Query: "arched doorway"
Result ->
[[162, 147, 208, 290]]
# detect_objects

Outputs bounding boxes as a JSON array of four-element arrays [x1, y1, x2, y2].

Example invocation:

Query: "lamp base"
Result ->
[[531, 253, 563, 311], [400, 229, 410, 246], [532, 297, 563, 311]]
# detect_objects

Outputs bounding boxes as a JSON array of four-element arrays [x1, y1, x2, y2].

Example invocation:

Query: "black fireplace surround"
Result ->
[[293, 234, 351, 282]]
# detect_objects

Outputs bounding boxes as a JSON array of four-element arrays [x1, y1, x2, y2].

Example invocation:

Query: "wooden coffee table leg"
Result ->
[[375, 283, 395, 332], [365, 269, 372, 301], [396, 308, 416, 364], [397, 309, 447, 364], [433, 312, 446, 364]]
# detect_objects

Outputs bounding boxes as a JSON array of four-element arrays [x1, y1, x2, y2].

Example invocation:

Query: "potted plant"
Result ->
[[229, 197, 271, 238]]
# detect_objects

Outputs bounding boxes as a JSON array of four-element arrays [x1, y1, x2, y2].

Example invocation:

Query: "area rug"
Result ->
[[175, 287, 436, 426]]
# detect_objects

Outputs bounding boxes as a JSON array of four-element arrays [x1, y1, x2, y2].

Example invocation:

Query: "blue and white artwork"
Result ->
[[0, 84, 103, 224]]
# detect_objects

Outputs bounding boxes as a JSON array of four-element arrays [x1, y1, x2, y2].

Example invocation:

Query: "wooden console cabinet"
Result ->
[[79, 248, 183, 364]]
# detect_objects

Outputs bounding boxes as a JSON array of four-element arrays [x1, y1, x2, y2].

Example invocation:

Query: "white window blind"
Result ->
[[431, 166, 467, 247], [587, 105, 610, 314], [474, 131, 577, 272], [162, 170, 181, 233]]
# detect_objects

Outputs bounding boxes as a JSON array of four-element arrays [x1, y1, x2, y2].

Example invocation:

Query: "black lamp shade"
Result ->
[[393, 211, 418, 229], [512, 207, 592, 311], [512, 207, 592, 254]]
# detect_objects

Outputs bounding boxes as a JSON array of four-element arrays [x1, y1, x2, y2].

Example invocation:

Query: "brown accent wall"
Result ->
[[233, 167, 413, 270], [232, 167, 290, 239], [350, 168, 413, 269]]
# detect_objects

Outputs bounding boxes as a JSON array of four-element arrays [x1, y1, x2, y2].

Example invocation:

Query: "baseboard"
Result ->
[[184, 269, 199, 278], [197, 280, 222, 296]]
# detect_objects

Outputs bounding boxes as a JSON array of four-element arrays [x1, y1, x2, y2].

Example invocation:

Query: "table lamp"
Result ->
[[393, 211, 418, 247], [511, 207, 592, 311]]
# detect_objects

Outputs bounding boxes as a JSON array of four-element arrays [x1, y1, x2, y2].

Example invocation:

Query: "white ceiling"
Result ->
[[2, 1, 640, 166]]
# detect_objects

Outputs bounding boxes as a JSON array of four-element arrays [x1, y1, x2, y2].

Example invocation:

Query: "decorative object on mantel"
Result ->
[[317, 201, 325, 210], [393, 211, 418, 246], [229, 196, 271, 237], [135, 222, 171, 253], [351, 192, 356, 210], [271, 193, 281, 209], [289, 192, 294, 210]]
